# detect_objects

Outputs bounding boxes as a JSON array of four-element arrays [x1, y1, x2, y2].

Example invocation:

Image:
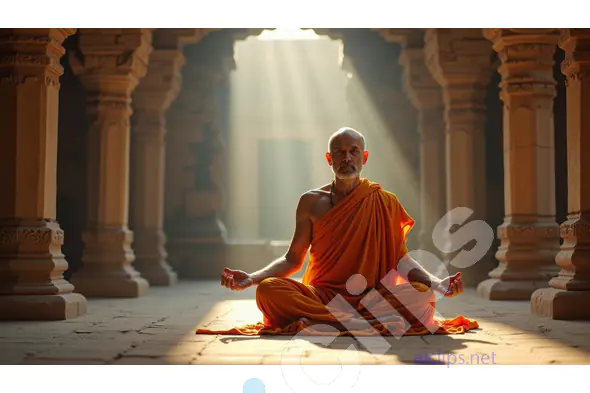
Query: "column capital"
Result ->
[[0, 28, 76, 87], [484, 28, 559, 100], [377, 29, 443, 123], [559, 28, 590, 81], [424, 29, 495, 129], [399, 47, 443, 110], [0, 28, 76, 44], [424, 28, 496, 88], [483, 28, 559, 43], [133, 49, 184, 113], [69, 28, 154, 101]]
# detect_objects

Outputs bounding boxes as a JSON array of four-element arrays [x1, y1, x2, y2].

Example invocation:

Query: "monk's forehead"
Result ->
[[330, 131, 363, 148]]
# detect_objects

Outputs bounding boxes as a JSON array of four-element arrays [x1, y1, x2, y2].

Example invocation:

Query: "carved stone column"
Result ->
[[531, 29, 590, 319], [130, 29, 206, 286], [165, 34, 230, 279], [383, 29, 446, 257], [68, 29, 152, 297], [477, 29, 561, 300], [0, 28, 87, 319], [424, 29, 497, 286]]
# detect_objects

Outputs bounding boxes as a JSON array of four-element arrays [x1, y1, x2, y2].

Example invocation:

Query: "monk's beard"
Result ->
[[334, 165, 360, 180]]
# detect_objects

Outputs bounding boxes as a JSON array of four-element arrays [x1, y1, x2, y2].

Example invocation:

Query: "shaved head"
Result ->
[[328, 127, 366, 152], [326, 127, 368, 181]]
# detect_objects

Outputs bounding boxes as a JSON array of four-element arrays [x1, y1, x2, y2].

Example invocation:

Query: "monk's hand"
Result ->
[[436, 272, 463, 298], [221, 268, 253, 291]]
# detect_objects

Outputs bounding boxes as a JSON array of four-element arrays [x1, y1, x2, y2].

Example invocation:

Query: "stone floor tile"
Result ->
[[0, 281, 589, 365]]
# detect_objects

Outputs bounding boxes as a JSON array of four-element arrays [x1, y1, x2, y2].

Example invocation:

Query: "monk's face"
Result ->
[[326, 132, 368, 180]]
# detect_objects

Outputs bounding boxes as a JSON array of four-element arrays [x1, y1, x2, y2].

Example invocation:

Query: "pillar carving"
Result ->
[[424, 28, 496, 286], [130, 29, 207, 286], [165, 35, 231, 279], [388, 29, 446, 258], [531, 28, 590, 319], [476, 29, 561, 300], [0, 28, 87, 319], [68, 28, 153, 297]]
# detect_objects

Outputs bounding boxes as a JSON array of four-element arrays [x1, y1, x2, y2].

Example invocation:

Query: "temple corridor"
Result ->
[[2, 28, 590, 368]]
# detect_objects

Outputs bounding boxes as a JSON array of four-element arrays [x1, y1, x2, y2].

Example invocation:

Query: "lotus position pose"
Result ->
[[197, 127, 477, 336]]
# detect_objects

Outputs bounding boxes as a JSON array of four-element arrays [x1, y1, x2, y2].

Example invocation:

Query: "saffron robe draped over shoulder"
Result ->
[[195, 178, 478, 336]]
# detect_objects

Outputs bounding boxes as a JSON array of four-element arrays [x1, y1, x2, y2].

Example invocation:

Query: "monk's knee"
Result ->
[[255, 277, 284, 303], [410, 281, 436, 303]]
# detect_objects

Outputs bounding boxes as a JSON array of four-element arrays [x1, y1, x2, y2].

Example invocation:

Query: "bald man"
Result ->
[[218, 127, 467, 334]]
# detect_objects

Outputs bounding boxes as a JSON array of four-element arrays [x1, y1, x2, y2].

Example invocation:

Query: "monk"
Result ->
[[197, 127, 477, 337]]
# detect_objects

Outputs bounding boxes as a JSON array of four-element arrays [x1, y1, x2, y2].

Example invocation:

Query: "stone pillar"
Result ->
[[130, 29, 206, 286], [68, 29, 152, 297], [0, 28, 87, 319], [394, 30, 446, 257], [165, 35, 230, 279], [477, 29, 561, 300], [531, 29, 590, 319], [424, 28, 497, 286]]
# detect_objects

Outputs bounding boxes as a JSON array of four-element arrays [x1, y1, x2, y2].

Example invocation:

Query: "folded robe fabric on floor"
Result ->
[[195, 179, 479, 337]]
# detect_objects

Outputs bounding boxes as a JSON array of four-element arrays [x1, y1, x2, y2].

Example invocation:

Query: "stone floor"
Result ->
[[1, 280, 590, 365]]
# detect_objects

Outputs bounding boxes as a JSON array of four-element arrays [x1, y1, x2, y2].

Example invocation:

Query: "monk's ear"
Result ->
[[363, 150, 369, 164], [325, 152, 333, 166]]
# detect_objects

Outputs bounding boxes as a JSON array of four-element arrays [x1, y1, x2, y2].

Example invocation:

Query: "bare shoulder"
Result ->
[[298, 185, 330, 210], [299, 185, 328, 203]]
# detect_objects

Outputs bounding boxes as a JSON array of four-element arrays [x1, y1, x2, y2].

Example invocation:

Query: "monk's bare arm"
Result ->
[[249, 193, 313, 285], [398, 253, 463, 296], [398, 253, 441, 288]]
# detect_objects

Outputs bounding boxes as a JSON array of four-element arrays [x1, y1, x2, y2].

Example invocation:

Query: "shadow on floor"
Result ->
[[215, 330, 497, 365]]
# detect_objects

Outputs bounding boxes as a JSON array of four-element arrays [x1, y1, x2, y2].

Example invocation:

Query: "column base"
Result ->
[[0, 293, 87, 320], [74, 227, 149, 297], [477, 278, 550, 300], [132, 229, 176, 285], [531, 288, 590, 320], [135, 263, 178, 286], [70, 275, 149, 298]]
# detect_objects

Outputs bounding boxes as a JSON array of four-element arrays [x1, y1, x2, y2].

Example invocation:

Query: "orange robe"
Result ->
[[196, 178, 478, 336]]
